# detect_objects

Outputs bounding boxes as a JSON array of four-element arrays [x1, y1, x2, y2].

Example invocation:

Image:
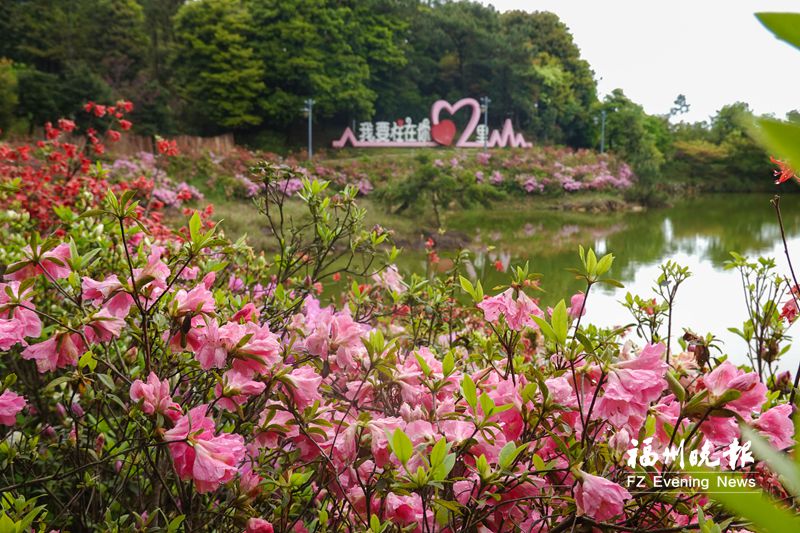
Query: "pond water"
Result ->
[[401, 193, 800, 372]]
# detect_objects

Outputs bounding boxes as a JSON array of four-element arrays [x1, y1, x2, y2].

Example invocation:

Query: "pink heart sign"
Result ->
[[430, 98, 483, 147]]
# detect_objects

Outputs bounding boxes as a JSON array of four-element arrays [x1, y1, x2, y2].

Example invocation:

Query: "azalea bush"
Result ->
[[1, 133, 799, 532]]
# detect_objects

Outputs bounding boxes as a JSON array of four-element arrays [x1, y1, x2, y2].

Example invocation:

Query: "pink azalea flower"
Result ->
[[195, 319, 230, 369], [172, 284, 215, 316], [245, 518, 274, 533], [372, 264, 405, 293], [215, 369, 266, 411], [385, 492, 424, 527], [84, 309, 125, 343], [284, 366, 322, 409], [231, 322, 282, 375], [754, 404, 794, 449], [22, 333, 85, 373], [568, 292, 586, 318], [575, 472, 631, 521], [0, 390, 26, 425], [129, 372, 181, 421], [595, 344, 667, 432], [700, 362, 767, 418], [81, 275, 133, 318], [195, 320, 281, 374], [232, 302, 260, 323], [164, 405, 246, 493], [477, 288, 543, 331], [0, 282, 42, 350], [303, 306, 369, 372], [6, 243, 71, 281]]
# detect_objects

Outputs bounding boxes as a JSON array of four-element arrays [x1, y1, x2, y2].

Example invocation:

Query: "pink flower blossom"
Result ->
[[595, 344, 667, 432], [245, 518, 274, 533], [195, 320, 281, 374], [6, 243, 71, 281], [82, 275, 133, 318], [232, 302, 260, 323], [173, 284, 215, 316], [130, 372, 181, 421], [0, 282, 42, 350], [568, 292, 586, 318], [215, 369, 266, 411], [700, 362, 767, 418], [22, 333, 85, 373], [477, 288, 543, 331], [164, 405, 246, 493], [575, 472, 631, 521], [84, 309, 125, 343], [284, 366, 323, 409], [754, 404, 794, 449], [0, 390, 26, 425]]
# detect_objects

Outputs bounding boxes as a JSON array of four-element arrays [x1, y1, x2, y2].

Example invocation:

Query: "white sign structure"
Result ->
[[332, 98, 531, 149]]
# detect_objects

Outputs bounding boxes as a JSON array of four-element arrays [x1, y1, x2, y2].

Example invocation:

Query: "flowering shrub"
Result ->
[[0, 102, 199, 241], [0, 144, 798, 532]]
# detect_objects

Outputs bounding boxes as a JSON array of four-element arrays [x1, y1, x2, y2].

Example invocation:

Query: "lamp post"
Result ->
[[600, 108, 607, 154], [480, 96, 491, 151], [301, 98, 314, 160]]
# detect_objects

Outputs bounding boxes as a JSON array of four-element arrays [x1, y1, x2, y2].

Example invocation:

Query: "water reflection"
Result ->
[[425, 194, 800, 370]]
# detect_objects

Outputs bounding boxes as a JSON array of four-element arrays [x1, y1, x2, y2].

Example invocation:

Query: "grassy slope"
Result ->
[[178, 148, 633, 252]]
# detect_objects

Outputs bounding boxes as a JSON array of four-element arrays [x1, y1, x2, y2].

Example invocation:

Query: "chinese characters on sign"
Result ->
[[626, 437, 754, 469], [332, 97, 532, 149]]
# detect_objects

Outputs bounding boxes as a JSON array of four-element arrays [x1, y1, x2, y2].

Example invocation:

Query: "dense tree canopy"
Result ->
[[0, 0, 600, 145], [0, 0, 777, 184]]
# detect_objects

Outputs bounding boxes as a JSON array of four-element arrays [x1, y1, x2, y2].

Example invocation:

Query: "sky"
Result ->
[[483, 0, 800, 123]]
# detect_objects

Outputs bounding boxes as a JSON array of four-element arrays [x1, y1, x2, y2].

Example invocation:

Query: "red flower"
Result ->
[[58, 119, 76, 133], [771, 156, 797, 185], [83, 102, 94, 113], [93, 105, 107, 118], [107, 130, 121, 142], [156, 139, 179, 157], [494, 259, 505, 272], [118, 119, 132, 131]]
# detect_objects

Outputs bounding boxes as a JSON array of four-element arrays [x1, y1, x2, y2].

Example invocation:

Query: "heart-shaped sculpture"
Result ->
[[431, 120, 456, 146], [430, 98, 482, 147]]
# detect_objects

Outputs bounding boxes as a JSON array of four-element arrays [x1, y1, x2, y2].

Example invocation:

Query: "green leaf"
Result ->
[[498, 442, 525, 470], [596, 253, 614, 276], [461, 375, 477, 411], [551, 300, 568, 345], [390, 428, 413, 465], [168, 515, 185, 533], [692, 468, 800, 532], [459, 276, 475, 300], [754, 117, 800, 175], [442, 351, 455, 377], [430, 437, 448, 467], [665, 371, 686, 402], [757, 13, 800, 50], [740, 425, 800, 497], [188, 211, 202, 243], [78, 351, 97, 372], [532, 315, 556, 342]]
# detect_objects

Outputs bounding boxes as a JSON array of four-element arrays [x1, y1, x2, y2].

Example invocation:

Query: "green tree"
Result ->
[[602, 89, 664, 181], [246, 0, 397, 127], [0, 59, 18, 134], [173, 0, 266, 131], [497, 10, 597, 146]]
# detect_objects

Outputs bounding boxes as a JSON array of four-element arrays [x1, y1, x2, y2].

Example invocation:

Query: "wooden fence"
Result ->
[[106, 133, 237, 156], [14, 130, 237, 157]]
